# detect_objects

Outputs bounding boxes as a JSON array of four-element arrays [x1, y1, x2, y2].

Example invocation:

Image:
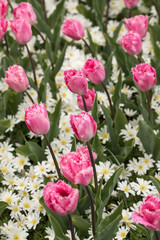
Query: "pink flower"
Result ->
[[70, 112, 97, 142], [132, 195, 160, 231], [124, 0, 139, 9], [64, 69, 88, 95], [125, 15, 148, 38], [83, 59, 105, 84], [0, 18, 7, 41], [0, 0, 8, 18], [76, 146, 97, 161], [62, 19, 85, 40], [4, 65, 29, 92], [60, 151, 93, 186], [77, 89, 95, 111], [43, 181, 79, 215], [132, 63, 156, 91], [13, 2, 37, 25], [119, 32, 142, 55], [25, 103, 50, 135], [10, 19, 32, 44]]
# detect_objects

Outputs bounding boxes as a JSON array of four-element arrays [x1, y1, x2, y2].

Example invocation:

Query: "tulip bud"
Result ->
[[5, 65, 29, 92], [131, 63, 156, 91], [0, 0, 8, 19], [62, 19, 85, 40], [43, 181, 79, 215], [70, 112, 97, 142], [125, 15, 148, 39], [119, 32, 142, 55], [124, 0, 139, 9], [77, 89, 95, 111], [13, 2, 37, 25], [10, 19, 32, 44], [64, 69, 88, 95], [83, 59, 105, 84], [25, 103, 50, 135], [0, 18, 7, 41]]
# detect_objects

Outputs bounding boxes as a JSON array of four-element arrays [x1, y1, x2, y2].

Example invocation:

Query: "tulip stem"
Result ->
[[85, 186, 95, 236], [4, 35, 9, 55], [44, 135, 62, 179], [155, 231, 160, 240], [86, 141, 98, 192], [25, 90, 35, 104], [32, 25, 46, 44], [146, 91, 152, 125], [137, 54, 144, 63], [82, 38, 95, 58], [40, 0, 49, 26], [68, 214, 76, 240], [150, 0, 160, 24], [128, 8, 132, 18], [105, 0, 111, 32], [82, 95, 88, 112], [8, 0, 13, 11], [101, 82, 114, 119], [25, 44, 38, 88]]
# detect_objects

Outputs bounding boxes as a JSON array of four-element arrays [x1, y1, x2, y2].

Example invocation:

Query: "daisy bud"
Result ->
[[13, 2, 37, 25], [10, 19, 32, 44], [70, 112, 97, 142], [25, 103, 50, 135], [77, 89, 95, 111], [83, 58, 105, 84], [131, 63, 156, 91], [119, 32, 142, 55], [0, 0, 8, 18], [5, 65, 29, 92], [124, 0, 139, 9], [62, 19, 85, 40], [64, 69, 88, 95], [125, 15, 148, 39], [0, 18, 7, 41], [43, 181, 79, 215]]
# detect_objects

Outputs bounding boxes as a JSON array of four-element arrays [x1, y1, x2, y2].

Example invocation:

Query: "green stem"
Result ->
[[8, 0, 13, 11], [155, 231, 160, 240], [146, 91, 152, 125], [128, 8, 132, 18], [106, 0, 111, 32], [137, 54, 144, 63], [85, 186, 95, 236], [68, 214, 76, 240], [82, 38, 95, 58], [4, 35, 9, 55], [32, 25, 46, 44], [82, 95, 88, 112], [44, 135, 62, 179], [25, 90, 35, 104], [86, 141, 98, 192], [101, 82, 114, 119], [150, 0, 160, 24]]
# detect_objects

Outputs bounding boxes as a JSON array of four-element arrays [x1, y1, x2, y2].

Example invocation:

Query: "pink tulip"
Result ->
[[125, 15, 148, 38], [70, 112, 97, 142], [132, 195, 160, 231], [64, 69, 88, 95], [62, 19, 85, 40], [0, 0, 7, 18], [124, 0, 139, 9], [60, 151, 93, 186], [0, 17, 7, 41], [76, 146, 97, 161], [77, 89, 95, 111], [119, 32, 142, 55], [132, 63, 156, 91], [5, 65, 29, 92], [13, 2, 37, 25], [10, 19, 32, 44], [43, 181, 79, 215], [25, 103, 50, 135], [83, 59, 105, 84]]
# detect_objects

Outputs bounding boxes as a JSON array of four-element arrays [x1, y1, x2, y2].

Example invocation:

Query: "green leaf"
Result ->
[[16, 141, 46, 163], [149, 25, 160, 61], [136, 224, 150, 240], [0, 119, 10, 135], [115, 109, 128, 134], [39, 67, 51, 103], [0, 201, 8, 216], [48, 99, 62, 141], [150, 176, 160, 194], [137, 120, 160, 160], [48, 215, 70, 240], [49, 0, 65, 28], [77, 4, 96, 23], [103, 53, 113, 85], [92, 133, 105, 162], [136, 90, 149, 124], [71, 137, 76, 152], [93, 0, 105, 32], [92, 94, 98, 123], [71, 215, 90, 235], [45, 40, 54, 65], [53, 43, 68, 77], [87, 30, 97, 57], [112, 69, 122, 122]]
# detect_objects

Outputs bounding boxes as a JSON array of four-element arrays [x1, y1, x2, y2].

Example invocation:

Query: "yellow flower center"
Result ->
[[120, 232, 126, 237], [14, 235, 20, 240], [124, 186, 129, 192], [5, 197, 12, 204], [101, 168, 109, 175], [140, 185, 147, 191], [24, 202, 30, 208]]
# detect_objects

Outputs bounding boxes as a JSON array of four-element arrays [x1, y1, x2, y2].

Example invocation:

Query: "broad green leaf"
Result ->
[[103, 53, 113, 85], [45, 40, 54, 65], [149, 25, 160, 61], [92, 94, 98, 123], [72, 215, 90, 235], [113, 21, 123, 40], [39, 67, 51, 103], [49, 0, 65, 27], [150, 176, 160, 194], [16, 141, 46, 163], [136, 90, 149, 124], [92, 133, 105, 162], [77, 4, 96, 23], [136, 224, 150, 240], [53, 43, 68, 77], [87, 30, 97, 57], [71, 137, 76, 152], [115, 109, 128, 134], [93, 0, 105, 32], [0, 119, 10, 135], [137, 120, 160, 160], [48, 99, 61, 141], [0, 201, 8, 216]]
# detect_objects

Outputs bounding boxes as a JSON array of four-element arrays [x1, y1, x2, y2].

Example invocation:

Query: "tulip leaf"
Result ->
[[0, 201, 8, 216], [137, 120, 160, 160], [149, 25, 160, 61], [49, 0, 65, 27], [16, 141, 46, 163], [104, 52, 113, 85], [0, 119, 10, 135], [77, 4, 96, 23], [71, 215, 90, 235], [92, 94, 98, 123], [93, 0, 105, 32], [92, 133, 105, 162], [53, 43, 68, 77], [150, 176, 160, 194]]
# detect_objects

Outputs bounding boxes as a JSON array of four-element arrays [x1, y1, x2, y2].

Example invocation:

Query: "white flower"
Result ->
[[96, 161, 115, 182], [25, 212, 40, 229], [98, 125, 110, 144], [117, 180, 135, 198], [131, 178, 153, 197], [115, 226, 129, 240]]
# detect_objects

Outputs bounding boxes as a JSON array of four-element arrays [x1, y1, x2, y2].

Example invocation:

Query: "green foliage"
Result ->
[[0, 201, 8, 216]]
